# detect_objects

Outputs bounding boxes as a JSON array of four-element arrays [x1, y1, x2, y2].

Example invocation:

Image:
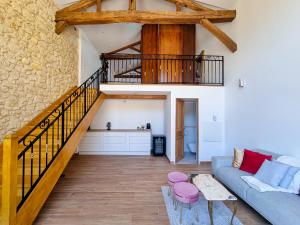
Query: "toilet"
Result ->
[[187, 143, 197, 154]]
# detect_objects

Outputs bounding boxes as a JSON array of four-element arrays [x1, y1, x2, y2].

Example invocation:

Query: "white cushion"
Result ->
[[241, 176, 296, 193], [277, 156, 300, 167]]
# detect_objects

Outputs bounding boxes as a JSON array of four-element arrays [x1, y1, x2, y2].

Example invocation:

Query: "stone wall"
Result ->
[[0, 0, 78, 141]]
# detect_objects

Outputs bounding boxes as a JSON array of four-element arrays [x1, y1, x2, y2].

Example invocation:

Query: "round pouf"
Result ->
[[167, 172, 189, 186], [173, 182, 199, 224]]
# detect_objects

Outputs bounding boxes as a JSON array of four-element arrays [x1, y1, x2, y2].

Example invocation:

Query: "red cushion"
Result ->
[[239, 149, 272, 174]]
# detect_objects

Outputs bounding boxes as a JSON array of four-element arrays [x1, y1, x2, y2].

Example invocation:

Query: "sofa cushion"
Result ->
[[246, 188, 300, 225], [240, 150, 272, 174], [255, 160, 290, 187], [215, 167, 251, 200], [280, 166, 299, 188], [253, 149, 280, 160], [232, 148, 244, 168]]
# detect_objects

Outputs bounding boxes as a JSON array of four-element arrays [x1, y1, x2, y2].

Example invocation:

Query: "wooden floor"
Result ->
[[34, 155, 270, 225]]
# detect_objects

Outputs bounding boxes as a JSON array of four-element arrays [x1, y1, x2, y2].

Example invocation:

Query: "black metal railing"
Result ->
[[17, 69, 102, 211], [100, 54, 224, 85]]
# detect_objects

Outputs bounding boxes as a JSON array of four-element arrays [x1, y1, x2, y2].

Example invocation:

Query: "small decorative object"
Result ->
[[141, 125, 145, 130], [106, 122, 111, 130], [137, 126, 140, 130], [146, 123, 151, 129]]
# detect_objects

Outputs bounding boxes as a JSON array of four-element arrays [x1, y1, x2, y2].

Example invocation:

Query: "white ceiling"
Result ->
[[54, 0, 237, 54]]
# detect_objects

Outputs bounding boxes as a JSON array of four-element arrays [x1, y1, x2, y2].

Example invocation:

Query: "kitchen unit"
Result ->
[[78, 129, 152, 155]]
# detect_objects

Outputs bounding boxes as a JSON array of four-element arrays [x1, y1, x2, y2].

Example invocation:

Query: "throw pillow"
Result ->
[[288, 171, 300, 193], [232, 148, 244, 168], [277, 156, 300, 168], [279, 166, 299, 188], [255, 160, 290, 187], [240, 149, 272, 174]]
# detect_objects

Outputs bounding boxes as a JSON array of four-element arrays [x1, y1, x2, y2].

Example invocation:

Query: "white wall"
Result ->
[[78, 29, 101, 84], [227, 0, 300, 157], [90, 99, 165, 135], [100, 85, 225, 162], [197, 0, 300, 157], [164, 93, 172, 160]]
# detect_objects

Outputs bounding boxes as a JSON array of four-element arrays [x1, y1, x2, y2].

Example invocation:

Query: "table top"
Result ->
[[192, 174, 237, 201]]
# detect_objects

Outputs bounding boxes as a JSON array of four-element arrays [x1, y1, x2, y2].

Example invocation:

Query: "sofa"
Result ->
[[212, 149, 300, 225]]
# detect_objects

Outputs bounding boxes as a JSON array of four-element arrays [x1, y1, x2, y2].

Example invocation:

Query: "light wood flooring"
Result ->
[[34, 155, 270, 225]]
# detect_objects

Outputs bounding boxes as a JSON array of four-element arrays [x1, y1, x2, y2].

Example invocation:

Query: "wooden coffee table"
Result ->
[[192, 174, 238, 225]]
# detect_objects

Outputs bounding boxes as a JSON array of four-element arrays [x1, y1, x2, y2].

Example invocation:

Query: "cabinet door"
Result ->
[[79, 132, 103, 152], [128, 132, 151, 152], [102, 132, 128, 152]]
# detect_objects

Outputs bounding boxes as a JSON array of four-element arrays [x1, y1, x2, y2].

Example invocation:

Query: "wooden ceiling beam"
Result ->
[[55, 21, 68, 34], [105, 41, 141, 55], [200, 18, 237, 52], [57, 0, 96, 13], [176, 3, 182, 12], [56, 10, 236, 25], [165, 0, 213, 11], [96, 0, 102, 12], [129, 0, 137, 11]]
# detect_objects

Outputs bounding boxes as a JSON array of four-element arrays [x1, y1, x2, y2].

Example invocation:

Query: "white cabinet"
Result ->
[[79, 130, 151, 155], [128, 132, 151, 152]]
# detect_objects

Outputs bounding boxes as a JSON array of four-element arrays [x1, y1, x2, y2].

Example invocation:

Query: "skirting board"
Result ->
[[78, 151, 151, 156]]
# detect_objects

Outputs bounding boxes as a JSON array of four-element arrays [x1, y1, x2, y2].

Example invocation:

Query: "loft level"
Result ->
[[100, 54, 224, 86]]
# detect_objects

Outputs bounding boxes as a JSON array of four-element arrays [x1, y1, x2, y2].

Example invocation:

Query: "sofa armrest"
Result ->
[[211, 156, 233, 175]]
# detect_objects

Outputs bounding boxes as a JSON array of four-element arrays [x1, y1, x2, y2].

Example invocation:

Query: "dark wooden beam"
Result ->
[[56, 10, 236, 25], [113, 65, 141, 78], [200, 18, 237, 53], [105, 41, 141, 55]]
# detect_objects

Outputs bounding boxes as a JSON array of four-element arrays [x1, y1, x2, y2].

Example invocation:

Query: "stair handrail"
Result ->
[[4, 68, 102, 213]]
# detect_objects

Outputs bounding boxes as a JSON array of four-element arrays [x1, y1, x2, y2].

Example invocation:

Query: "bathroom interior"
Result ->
[[178, 99, 198, 164]]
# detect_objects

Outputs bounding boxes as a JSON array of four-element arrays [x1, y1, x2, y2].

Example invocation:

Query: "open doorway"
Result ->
[[176, 98, 198, 164]]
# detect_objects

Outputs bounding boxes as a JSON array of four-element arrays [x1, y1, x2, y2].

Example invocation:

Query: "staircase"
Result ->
[[0, 70, 106, 225]]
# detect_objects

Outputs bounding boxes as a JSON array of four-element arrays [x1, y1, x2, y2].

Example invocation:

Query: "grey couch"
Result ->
[[212, 150, 300, 225]]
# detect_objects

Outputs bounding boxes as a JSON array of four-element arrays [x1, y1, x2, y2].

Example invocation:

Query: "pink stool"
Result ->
[[173, 182, 199, 224], [167, 172, 189, 196]]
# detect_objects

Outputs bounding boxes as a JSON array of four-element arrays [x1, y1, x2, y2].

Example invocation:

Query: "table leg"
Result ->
[[208, 201, 214, 225], [195, 207, 199, 222], [180, 204, 183, 224], [230, 201, 238, 225]]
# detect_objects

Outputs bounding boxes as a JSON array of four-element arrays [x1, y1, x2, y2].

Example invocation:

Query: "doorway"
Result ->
[[176, 98, 198, 164]]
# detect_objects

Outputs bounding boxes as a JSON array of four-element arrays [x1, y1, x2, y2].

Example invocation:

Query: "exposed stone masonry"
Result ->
[[0, 0, 78, 141]]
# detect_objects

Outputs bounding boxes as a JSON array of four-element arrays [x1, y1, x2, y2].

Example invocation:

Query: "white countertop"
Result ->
[[88, 129, 152, 132]]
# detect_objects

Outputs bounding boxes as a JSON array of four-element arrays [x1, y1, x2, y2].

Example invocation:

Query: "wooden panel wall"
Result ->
[[182, 25, 196, 83], [141, 24, 196, 84], [159, 25, 183, 83], [141, 24, 158, 84]]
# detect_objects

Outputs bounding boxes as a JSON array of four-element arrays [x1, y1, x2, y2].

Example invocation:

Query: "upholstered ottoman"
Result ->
[[173, 182, 199, 224], [167, 172, 189, 196]]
